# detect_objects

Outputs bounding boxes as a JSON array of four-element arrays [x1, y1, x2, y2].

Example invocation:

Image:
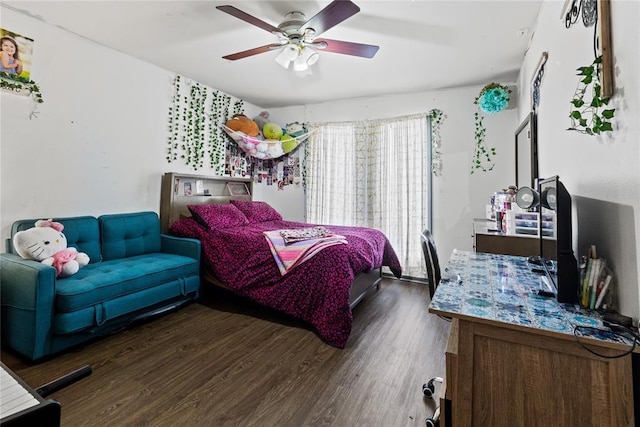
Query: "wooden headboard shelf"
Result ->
[[160, 172, 253, 233]]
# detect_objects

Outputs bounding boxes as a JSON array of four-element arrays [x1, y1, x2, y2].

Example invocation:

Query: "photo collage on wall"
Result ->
[[224, 139, 301, 190]]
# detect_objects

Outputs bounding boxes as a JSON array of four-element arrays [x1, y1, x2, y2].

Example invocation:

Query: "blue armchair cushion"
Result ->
[[99, 212, 161, 261]]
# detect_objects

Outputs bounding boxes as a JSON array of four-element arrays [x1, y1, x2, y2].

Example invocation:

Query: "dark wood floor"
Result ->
[[1, 279, 450, 426]]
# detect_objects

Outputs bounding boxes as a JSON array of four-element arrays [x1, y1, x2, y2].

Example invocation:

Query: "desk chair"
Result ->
[[421, 229, 441, 299], [420, 229, 444, 427]]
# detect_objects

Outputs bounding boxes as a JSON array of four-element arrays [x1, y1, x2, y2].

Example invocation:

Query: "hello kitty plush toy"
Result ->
[[13, 219, 90, 278]]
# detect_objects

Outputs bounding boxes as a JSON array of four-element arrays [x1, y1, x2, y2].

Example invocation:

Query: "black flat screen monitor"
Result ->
[[538, 176, 579, 304]]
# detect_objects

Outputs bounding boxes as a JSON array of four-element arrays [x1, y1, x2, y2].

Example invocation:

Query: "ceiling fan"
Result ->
[[216, 1, 379, 71]]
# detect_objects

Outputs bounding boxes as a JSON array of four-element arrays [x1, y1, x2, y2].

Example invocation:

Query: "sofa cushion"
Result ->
[[54, 253, 199, 313], [10, 216, 101, 264], [99, 212, 161, 261]]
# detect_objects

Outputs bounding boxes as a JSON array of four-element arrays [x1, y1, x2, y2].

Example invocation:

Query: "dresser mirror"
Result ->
[[515, 112, 538, 189]]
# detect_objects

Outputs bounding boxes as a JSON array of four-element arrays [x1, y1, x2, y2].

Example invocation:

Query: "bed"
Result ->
[[162, 182, 402, 348]]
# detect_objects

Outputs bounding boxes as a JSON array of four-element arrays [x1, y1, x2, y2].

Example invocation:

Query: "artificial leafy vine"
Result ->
[[568, 56, 615, 135], [0, 71, 43, 103], [471, 111, 495, 174], [1, 71, 44, 119], [471, 83, 511, 174], [166, 75, 180, 163], [166, 75, 244, 171]]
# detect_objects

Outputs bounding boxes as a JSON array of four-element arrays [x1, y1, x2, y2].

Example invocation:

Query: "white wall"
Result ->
[[270, 89, 518, 267], [517, 0, 639, 321], [0, 7, 260, 245]]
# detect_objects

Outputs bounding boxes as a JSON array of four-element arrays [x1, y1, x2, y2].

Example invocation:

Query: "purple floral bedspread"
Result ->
[[170, 217, 402, 348]]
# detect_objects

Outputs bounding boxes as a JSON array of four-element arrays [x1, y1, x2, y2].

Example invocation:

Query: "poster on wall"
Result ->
[[1, 28, 34, 79], [1, 27, 35, 97]]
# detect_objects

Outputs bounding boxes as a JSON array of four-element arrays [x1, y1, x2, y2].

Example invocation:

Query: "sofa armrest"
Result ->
[[0, 253, 57, 360], [160, 234, 201, 262]]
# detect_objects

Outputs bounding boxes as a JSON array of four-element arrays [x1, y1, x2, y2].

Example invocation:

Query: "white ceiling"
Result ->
[[3, 0, 543, 108]]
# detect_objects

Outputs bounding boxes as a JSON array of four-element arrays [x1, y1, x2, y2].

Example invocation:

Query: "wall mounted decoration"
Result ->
[[472, 83, 512, 174], [0, 28, 43, 117], [568, 55, 615, 135], [531, 52, 548, 112], [222, 122, 311, 161], [166, 74, 244, 173], [429, 109, 445, 177], [562, 0, 613, 98]]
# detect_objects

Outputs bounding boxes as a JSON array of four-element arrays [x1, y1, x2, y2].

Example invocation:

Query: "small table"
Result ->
[[429, 250, 637, 427]]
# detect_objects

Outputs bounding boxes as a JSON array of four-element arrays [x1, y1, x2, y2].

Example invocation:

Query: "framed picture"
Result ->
[[0, 28, 34, 80], [195, 180, 204, 194], [226, 182, 250, 196]]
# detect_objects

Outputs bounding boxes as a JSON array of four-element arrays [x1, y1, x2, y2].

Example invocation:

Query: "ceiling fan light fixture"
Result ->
[[293, 55, 309, 72], [292, 46, 319, 71], [275, 44, 299, 68], [283, 43, 300, 61], [303, 47, 319, 66], [275, 51, 291, 69]]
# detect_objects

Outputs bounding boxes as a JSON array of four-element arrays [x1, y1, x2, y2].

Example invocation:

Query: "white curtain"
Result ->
[[305, 113, 431, 279]]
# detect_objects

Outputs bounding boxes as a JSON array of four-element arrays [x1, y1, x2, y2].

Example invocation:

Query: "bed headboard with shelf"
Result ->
[[160, 172, 253, 233]]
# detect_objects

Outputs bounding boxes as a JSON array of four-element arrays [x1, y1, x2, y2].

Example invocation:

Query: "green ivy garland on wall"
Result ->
[[568, 56, 615, 135], [1, 71, 44, 119], [471, 83, 511, 174], [471, 111, 495, 174], [0, 72, 43, 103], [167, 75, 244, 171], [166, 75, 180, 163]]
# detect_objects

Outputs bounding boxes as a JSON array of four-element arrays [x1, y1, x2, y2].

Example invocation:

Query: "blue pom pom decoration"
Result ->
[[479, 87, 510, 114]]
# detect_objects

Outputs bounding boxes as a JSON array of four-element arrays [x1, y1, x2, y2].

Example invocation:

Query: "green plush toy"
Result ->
[[280, 134, 298, 153], [263, 122, 283, 140]]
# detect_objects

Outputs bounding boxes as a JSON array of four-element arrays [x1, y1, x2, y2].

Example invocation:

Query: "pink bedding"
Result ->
[[169, 217, 402, 348]]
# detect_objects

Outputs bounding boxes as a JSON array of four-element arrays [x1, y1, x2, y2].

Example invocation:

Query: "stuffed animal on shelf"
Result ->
[[225, 114, 260, 137], [13, 219, 90, 278]]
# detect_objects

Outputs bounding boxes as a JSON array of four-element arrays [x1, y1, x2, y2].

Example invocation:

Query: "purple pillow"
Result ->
[[230, 200, 283, 223], [188, 203, 249, 229]]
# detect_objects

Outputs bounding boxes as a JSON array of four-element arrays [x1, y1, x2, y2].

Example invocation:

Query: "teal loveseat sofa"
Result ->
[[0, 211, 201, 361]]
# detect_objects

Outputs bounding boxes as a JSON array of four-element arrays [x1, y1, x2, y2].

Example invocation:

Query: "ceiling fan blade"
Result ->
[[216, 5, 284, 35], [300, 0, 360, 37], [222, 43, 284, 61], [313, 38, 379, 58]]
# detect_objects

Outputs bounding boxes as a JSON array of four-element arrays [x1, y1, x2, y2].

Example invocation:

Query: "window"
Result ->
[[305, 113, 432, 279]]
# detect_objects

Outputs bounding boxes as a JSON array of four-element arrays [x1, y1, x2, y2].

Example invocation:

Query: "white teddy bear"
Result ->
[[13, 219, 90, 278]]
